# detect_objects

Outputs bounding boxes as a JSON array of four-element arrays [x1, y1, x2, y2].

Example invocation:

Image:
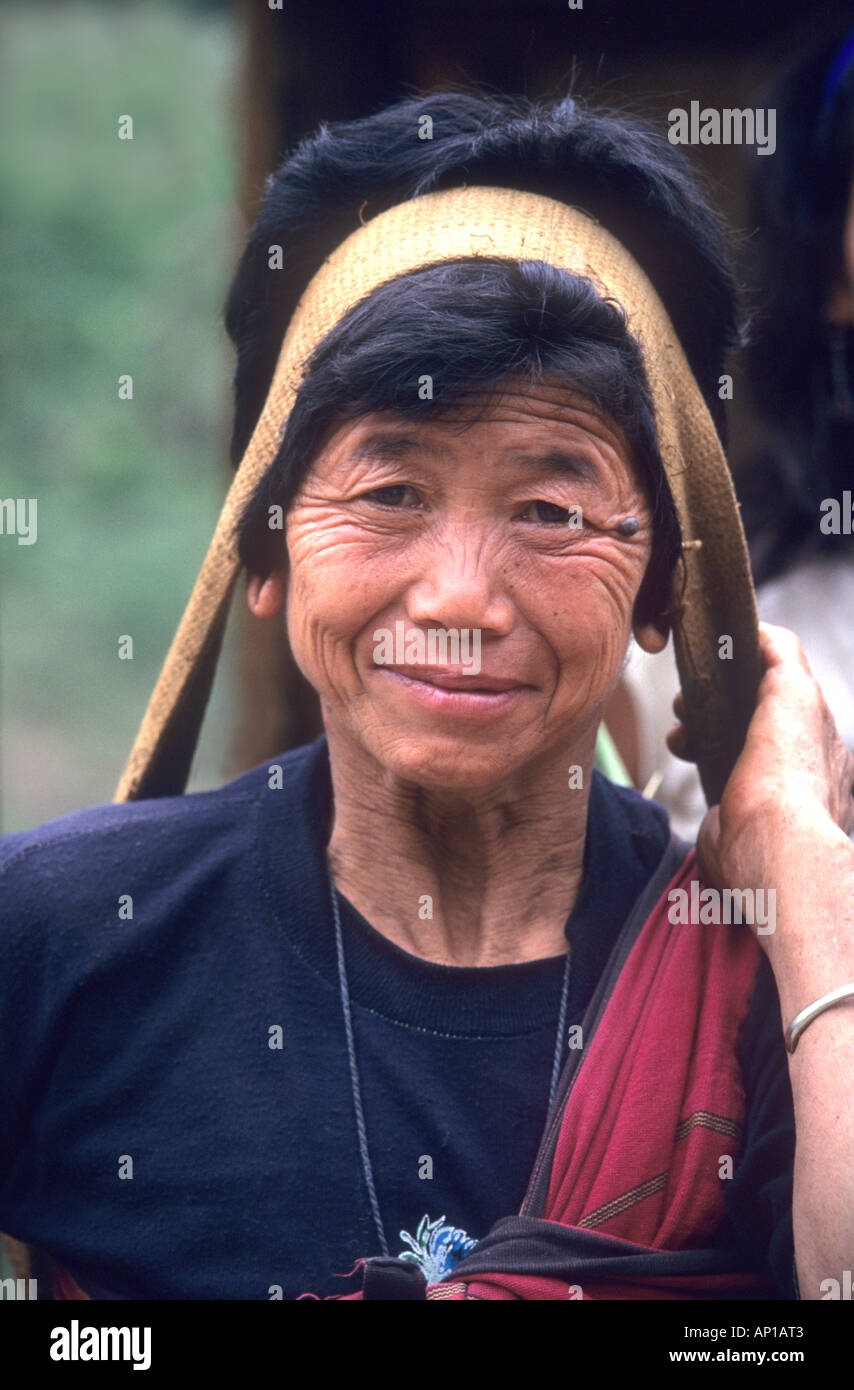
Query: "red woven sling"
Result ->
[[336, 842, 777, 1302]]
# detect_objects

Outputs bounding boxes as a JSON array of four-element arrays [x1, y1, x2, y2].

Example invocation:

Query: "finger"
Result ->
[[757, 621, 813, 677]]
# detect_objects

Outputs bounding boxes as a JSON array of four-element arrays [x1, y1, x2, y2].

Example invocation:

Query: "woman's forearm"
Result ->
[[762, 816, 854, 1299]]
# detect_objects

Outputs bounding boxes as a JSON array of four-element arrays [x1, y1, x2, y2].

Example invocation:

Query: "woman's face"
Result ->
[[249, 375, 668, 791]]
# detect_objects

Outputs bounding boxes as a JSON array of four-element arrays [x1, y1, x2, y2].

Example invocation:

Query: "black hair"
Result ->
[[223, 88, 741, 623], [739, 24, 854, 584], [224, 89, 739, 459], [236, 257, 681, 625]]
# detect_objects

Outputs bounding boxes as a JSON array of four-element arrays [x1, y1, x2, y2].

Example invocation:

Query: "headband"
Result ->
[[114, 185, 761, 808]]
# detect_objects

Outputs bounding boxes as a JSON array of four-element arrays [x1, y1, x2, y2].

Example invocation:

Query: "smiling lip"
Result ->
[[374, 665, 532, 717], [377, 665, 528, 692]]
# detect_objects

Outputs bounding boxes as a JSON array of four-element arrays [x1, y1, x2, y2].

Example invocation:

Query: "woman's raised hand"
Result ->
[[667, 622, 854, 893]]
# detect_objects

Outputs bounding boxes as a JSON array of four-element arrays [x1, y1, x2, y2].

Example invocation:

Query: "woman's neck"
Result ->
[[324, 722, 594, 967]]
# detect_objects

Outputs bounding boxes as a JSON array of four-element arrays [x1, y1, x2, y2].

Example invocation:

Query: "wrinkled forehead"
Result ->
[[307, 373, 638, 471]]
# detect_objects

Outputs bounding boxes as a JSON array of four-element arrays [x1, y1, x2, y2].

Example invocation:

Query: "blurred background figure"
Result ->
[[619, 20, 854, 837]]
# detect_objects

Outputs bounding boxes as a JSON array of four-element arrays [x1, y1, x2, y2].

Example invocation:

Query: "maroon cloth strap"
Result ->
[[337, 843, 774, 1301], [422, 846, 772, 1300]]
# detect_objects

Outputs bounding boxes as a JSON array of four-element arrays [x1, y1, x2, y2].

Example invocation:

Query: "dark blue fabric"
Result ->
[[0, 737, 795, 1299]]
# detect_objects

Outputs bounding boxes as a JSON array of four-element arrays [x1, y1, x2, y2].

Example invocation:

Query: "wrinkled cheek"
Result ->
[[588, 597, 633, 671], [546, 591, 633, 719], [284, 562, 369, 702]]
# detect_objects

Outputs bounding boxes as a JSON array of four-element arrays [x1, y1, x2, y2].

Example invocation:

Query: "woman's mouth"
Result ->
[[373, 665, 532, 716]]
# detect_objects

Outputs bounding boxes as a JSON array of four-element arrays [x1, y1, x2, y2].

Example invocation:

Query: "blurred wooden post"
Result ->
[[229, 0, 323, 775]]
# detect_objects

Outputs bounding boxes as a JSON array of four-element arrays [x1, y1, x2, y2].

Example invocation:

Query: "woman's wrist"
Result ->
[[753, 813, 854, 1007], [734, 792, 849, 877]]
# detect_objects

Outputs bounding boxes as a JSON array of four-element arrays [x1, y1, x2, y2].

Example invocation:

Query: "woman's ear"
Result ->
[[246, 568, 287, 619], [632, 611, 670, 655]]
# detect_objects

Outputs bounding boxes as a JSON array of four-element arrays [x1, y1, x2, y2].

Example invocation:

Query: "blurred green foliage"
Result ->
[[0, 1, 240, 830]]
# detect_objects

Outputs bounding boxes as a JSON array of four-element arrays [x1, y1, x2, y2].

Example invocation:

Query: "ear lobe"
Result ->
[[633, 613, 670, 655], [246, 569, 287, 619]]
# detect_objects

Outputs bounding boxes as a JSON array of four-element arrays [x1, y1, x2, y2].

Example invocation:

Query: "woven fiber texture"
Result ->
[[114, 185, 760, 806]]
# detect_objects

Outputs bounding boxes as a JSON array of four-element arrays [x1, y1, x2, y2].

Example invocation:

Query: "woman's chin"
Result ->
[[363, 731, 537, 794]]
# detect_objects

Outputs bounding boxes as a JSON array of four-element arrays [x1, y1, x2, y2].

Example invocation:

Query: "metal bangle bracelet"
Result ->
[[785, 983, 854, 1054]]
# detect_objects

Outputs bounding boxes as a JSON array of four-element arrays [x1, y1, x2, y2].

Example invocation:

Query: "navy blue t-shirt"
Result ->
[[0, 737, 795, 1298]]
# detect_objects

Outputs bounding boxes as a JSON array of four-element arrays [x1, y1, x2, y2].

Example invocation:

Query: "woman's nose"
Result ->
[[405, 532, 515, 636]]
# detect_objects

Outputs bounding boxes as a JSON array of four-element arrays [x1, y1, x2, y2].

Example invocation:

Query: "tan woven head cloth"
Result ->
[[114, 185, 761, 808]]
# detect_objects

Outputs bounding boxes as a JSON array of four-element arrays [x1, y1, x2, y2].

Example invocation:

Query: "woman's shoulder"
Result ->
[[589, 764, 680, 878], [0, 737, 329, 933]]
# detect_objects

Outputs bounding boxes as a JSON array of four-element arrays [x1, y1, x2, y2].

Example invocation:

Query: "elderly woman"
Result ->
[[1, 92, 852, 1303]]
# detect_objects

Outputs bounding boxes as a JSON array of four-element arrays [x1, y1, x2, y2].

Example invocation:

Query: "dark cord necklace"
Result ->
[[326, 859, 572, 1258]]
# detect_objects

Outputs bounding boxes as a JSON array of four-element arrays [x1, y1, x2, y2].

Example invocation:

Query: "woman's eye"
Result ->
[[362, 484, 420, 508], [521, 499, 574, 525]]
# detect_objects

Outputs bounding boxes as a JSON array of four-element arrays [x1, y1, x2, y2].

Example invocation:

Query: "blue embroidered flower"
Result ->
[[397, 1214, 477, 1282]]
